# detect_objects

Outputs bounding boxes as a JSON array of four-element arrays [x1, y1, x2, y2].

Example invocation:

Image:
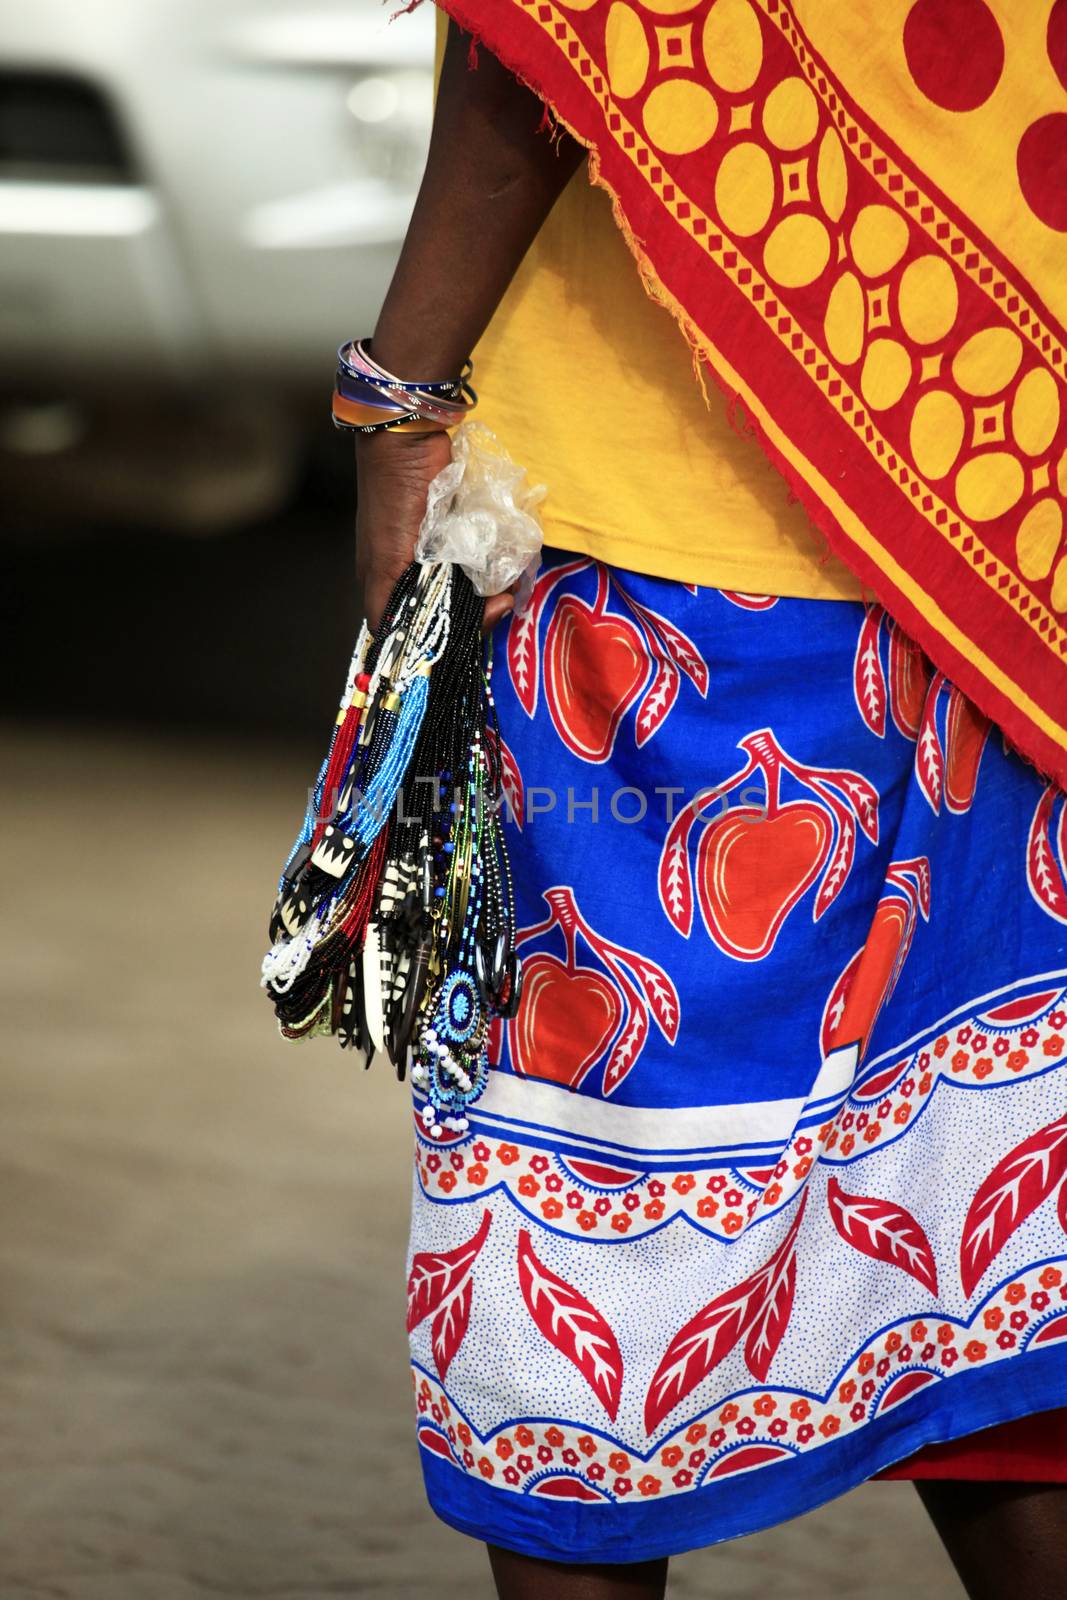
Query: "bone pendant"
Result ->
[[362, 923, 386, 1055], [310, 824, 357, 880]]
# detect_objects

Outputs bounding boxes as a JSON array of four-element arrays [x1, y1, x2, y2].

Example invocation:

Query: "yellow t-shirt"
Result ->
[[474, 173, 863, 599]]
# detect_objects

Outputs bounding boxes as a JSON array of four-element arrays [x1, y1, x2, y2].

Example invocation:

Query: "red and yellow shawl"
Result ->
[[433, 0, 1067, 788]]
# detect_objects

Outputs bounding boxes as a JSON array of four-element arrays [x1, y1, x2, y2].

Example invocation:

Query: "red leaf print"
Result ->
[[632, 956, 680, 1045], [961, 1115, 1067, 1297], [640, 605, 709, 697], [644, 1194, 807, 1432], [854, 606, 887, 737], [507, 604, 540, 718], [507, 558, 587, 717], [615, 588, 709, 701], [1058, 1175, 1067, 1238], [517, 1229, 624, 1420], [644, 1276, 761, 1435], [431, 1275, 473, 1381], [406, 1209, 492, 1332], [817, 768, 880, 844], [602, 1005, 649, 1096], [659, 809, 695, 938], [1027, 786, 1067, 923], [496, 731, 524, 833], [827, 1176, 938, 1295], [744, 1248, 798, 1382], [744, 1193, 806, 1380], [916, 672, 946, 813], [814, 812, 855, 921], [635, 655, 680, 747]]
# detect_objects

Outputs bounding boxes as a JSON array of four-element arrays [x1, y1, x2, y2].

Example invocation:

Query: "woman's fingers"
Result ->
[[355, 429, 452, 633], [353, 430, 521, 639]]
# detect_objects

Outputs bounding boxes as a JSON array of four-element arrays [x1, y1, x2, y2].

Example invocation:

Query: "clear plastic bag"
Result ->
[[415, 421, 545, 609]]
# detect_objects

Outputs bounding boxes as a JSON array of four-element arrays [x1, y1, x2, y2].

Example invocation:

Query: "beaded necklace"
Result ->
[[261, 560, 521, 1138]]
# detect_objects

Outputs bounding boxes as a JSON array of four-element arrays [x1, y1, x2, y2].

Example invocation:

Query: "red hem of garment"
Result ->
[[878, 1408, 1067, 1479]]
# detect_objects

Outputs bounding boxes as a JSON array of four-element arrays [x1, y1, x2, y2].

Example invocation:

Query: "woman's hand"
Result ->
[[354, 429, 449, 635], [354, 428, 515, 636]]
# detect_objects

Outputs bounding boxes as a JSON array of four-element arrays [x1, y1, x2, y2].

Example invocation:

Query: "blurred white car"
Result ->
[[0, 0, 434, 527]]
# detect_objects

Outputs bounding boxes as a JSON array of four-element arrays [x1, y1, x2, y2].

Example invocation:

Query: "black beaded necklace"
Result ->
[[261, 560, 521, 1141]]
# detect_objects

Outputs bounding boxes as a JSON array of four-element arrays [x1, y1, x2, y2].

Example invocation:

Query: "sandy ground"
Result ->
[[0, 725, 965, 1598]]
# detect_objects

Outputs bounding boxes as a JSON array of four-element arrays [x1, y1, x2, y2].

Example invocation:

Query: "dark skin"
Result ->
[[487, 1548, 667, 1599], [918, 1482, 1067, 1600], [356, 23, 582, 636], [358, 20, 1067, 1600]]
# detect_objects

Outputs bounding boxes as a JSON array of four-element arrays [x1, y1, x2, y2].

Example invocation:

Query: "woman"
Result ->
[[356, 8, 1067, 1595]]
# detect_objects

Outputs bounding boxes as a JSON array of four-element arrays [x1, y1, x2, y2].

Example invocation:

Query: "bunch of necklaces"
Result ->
[[261, 560, 523, 1137]]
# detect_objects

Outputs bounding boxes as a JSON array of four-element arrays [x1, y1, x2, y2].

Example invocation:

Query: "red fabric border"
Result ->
[[432, 0, 1067, 790]]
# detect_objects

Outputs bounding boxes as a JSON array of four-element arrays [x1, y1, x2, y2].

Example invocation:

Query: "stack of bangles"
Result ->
[[331, 338, 477, 435]]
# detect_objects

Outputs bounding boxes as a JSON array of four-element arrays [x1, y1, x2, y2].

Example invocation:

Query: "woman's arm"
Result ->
[[355, 20, 583, 632]]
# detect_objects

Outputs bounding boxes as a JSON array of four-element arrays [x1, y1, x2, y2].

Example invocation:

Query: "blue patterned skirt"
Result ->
[[405, 551, 1067, 1563]]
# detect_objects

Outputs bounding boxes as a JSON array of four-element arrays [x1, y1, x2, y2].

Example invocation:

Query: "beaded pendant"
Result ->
[[412, 967, 489, 1136]]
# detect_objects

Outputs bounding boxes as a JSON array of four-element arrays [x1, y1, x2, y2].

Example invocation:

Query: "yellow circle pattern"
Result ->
[[602, 0, 1067, 610], [643, 78, 717, 154], [824, 272, 865, 367], [955, 453, 1025, 522], [762, 75, 819, 151], [898, 255, 958, 345], [850, 205, 910, 279], [606, 3, 650, 99], [861, 338, 912, 413], [702, 0, 763, 94], [816, 128, 847, 224], [764, 213, 830, 289], [952, 327, 1023, 398], [714, 141, 774, 237], [1016, 499, 1063, 581], [909, 390, 965, 482], [1012, 367, 1060, 457]]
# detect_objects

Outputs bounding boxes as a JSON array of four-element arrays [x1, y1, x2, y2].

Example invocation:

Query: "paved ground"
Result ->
[[0, 724, 964, 1598]]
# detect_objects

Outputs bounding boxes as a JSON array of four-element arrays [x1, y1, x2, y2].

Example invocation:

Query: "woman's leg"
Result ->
[[487, 1544, 668, 1600], [917, 1481, 1067, 1600]]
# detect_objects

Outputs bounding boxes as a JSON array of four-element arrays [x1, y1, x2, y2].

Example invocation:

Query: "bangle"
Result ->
[[332, 338, 476, 435], [343, 338, 472, 395], [332, 397, 449, 435]]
